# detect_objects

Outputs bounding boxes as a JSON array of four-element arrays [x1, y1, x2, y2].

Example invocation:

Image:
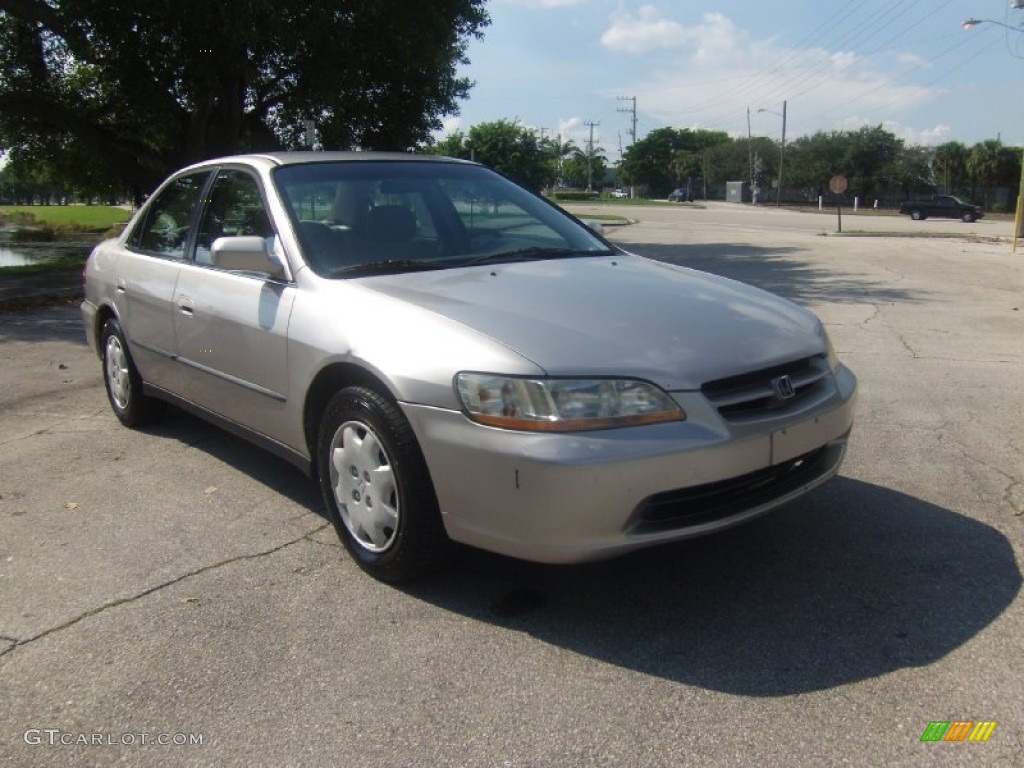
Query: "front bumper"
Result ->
[[403, 364, 857, 564]]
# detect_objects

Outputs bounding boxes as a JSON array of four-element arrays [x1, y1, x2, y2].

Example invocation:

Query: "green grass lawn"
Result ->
[[0, 204, 131, 229]]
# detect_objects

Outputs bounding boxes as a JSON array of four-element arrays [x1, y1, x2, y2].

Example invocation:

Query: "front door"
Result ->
[[172, 168, 296, 444]]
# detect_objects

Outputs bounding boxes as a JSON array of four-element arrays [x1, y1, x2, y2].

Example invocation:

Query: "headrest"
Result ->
[[366, 205, 416, 241]]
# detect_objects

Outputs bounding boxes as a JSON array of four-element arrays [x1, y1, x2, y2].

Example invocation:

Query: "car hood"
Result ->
[[359, 254, 824, 390]]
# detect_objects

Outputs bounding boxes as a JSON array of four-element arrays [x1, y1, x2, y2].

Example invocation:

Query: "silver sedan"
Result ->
[[81, 152, 857, 583]]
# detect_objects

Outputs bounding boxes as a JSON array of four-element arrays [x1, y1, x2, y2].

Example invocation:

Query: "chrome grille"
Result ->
[[701, 355, 831, 422]]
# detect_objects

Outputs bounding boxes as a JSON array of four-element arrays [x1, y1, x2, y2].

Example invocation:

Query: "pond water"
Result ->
[[0, 245, 47, 267], [0, 242, 93, 267]]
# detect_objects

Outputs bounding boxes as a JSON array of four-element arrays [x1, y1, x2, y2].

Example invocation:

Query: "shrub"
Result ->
[[546, 190, 601, 202], [11, 226, 57, 243]]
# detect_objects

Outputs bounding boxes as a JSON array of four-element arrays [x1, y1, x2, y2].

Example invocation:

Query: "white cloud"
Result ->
[[601, 5, 686, 54], [598, 11, 947, 147], [913, 124, 952, 146], [896, 52, 929, 67], [440, 116, 460, 136], [558, 117, 583, 140], [600, 10, 753, 62], [435, 116, 462, 139]]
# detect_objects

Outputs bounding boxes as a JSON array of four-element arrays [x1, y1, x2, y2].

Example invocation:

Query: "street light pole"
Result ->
[[963, 12, 1023, 250], [962, 17, 1024, 31], [758, 101, 787, 207]]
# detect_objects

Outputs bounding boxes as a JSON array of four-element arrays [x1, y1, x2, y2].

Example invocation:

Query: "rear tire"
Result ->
[[317, 385, 453, 583], [100, 318, 164, 427], [910, 209, 924, 221]]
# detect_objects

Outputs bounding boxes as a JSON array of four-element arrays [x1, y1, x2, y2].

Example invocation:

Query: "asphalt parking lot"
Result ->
[[1, 203, 1022, 766]]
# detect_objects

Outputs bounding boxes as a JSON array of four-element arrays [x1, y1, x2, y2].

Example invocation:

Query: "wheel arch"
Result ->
[[93, 302, 121, 357], [302, 362, 400, 477]]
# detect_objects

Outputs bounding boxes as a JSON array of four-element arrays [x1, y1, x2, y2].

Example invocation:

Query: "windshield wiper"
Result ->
[[329, 259, 447, 277], [458, 247, 609, 267]]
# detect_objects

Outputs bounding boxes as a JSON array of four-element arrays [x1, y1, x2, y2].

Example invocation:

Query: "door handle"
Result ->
[[177, 296, 194, 316], [116, 278, 127, 294]]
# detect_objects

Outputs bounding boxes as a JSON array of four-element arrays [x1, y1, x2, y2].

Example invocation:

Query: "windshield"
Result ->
[[272, 160, 613, 277]]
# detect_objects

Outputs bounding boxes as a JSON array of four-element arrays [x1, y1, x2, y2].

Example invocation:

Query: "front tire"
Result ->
[[100, 318, 164, 427], [317, 385, 453, 583], [910, 209, 924, 221], [961, 211, 975, 223]]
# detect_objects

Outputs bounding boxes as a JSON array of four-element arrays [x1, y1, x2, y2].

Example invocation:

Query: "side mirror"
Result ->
[[211, 236, 287, 279]]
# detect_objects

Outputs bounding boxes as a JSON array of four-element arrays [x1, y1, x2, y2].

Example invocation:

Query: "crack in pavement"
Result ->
[[889, 330, 1022, 364], [895, 331, 920, 359], [0, 427, 55, 446], [859, 303, 882, 328], [936, 433, 1023, 516], [938, 433, 1019, 485], [0, 409, 111, 447], [0, 522, 331, 659]]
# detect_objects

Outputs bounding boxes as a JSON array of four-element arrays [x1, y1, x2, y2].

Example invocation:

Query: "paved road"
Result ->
[[1, 205, 1022, 766]]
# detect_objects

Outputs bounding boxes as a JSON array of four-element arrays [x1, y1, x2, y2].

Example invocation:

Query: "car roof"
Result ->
[[179, 151, 477, 174]]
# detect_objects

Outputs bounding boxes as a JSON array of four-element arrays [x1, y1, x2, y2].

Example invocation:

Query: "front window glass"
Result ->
[[129, 173, 207, 259], [272, 161, 611, 277], [194, 170, 275, 265]]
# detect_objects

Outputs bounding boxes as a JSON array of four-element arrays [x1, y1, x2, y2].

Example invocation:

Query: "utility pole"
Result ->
[[778, 100, 787, 207], [617, 96, 637, 145], [584, 120, 600, 191], [556, 132, 564, 189], [617, 96, 637, 198], [747, 108, 753, 203]]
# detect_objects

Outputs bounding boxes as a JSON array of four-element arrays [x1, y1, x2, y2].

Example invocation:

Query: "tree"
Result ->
[[431, 120, 551, 191], [542, 135, 580, 188], [433, 131, 468, 159], [840, 125, 903, 202], [618, 128, 730, 196], [889, 145, 932, 199], [0, 1, 489, 201], [702, 138, 751, 188], [966, 139, 1020, 207], [786, 130, 877, 200], [934, 142, 968, 195], [561, 147, 608, 190]]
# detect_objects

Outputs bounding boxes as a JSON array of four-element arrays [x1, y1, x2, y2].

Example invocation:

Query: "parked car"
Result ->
[[81, 152, 857, 583], [611, 188, 628, 198], [668, 187, 691, 202], [898, 195, 983, 222]]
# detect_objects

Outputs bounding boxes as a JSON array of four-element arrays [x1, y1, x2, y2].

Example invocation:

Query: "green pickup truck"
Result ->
[[898, 195, 984, 222]]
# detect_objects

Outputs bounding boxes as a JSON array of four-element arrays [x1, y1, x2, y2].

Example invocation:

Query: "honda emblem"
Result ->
[[772, 374, 796, 400]]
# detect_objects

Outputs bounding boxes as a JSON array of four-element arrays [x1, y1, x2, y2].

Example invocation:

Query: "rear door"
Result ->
[[119, 172, 210, 392]]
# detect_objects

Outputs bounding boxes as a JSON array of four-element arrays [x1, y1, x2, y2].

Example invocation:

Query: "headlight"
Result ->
[[821, 326, 838, 370], [455, 373, 686, 431]]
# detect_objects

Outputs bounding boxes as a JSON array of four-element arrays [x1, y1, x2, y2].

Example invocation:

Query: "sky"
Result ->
[[442, 0, 1024, 159]]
